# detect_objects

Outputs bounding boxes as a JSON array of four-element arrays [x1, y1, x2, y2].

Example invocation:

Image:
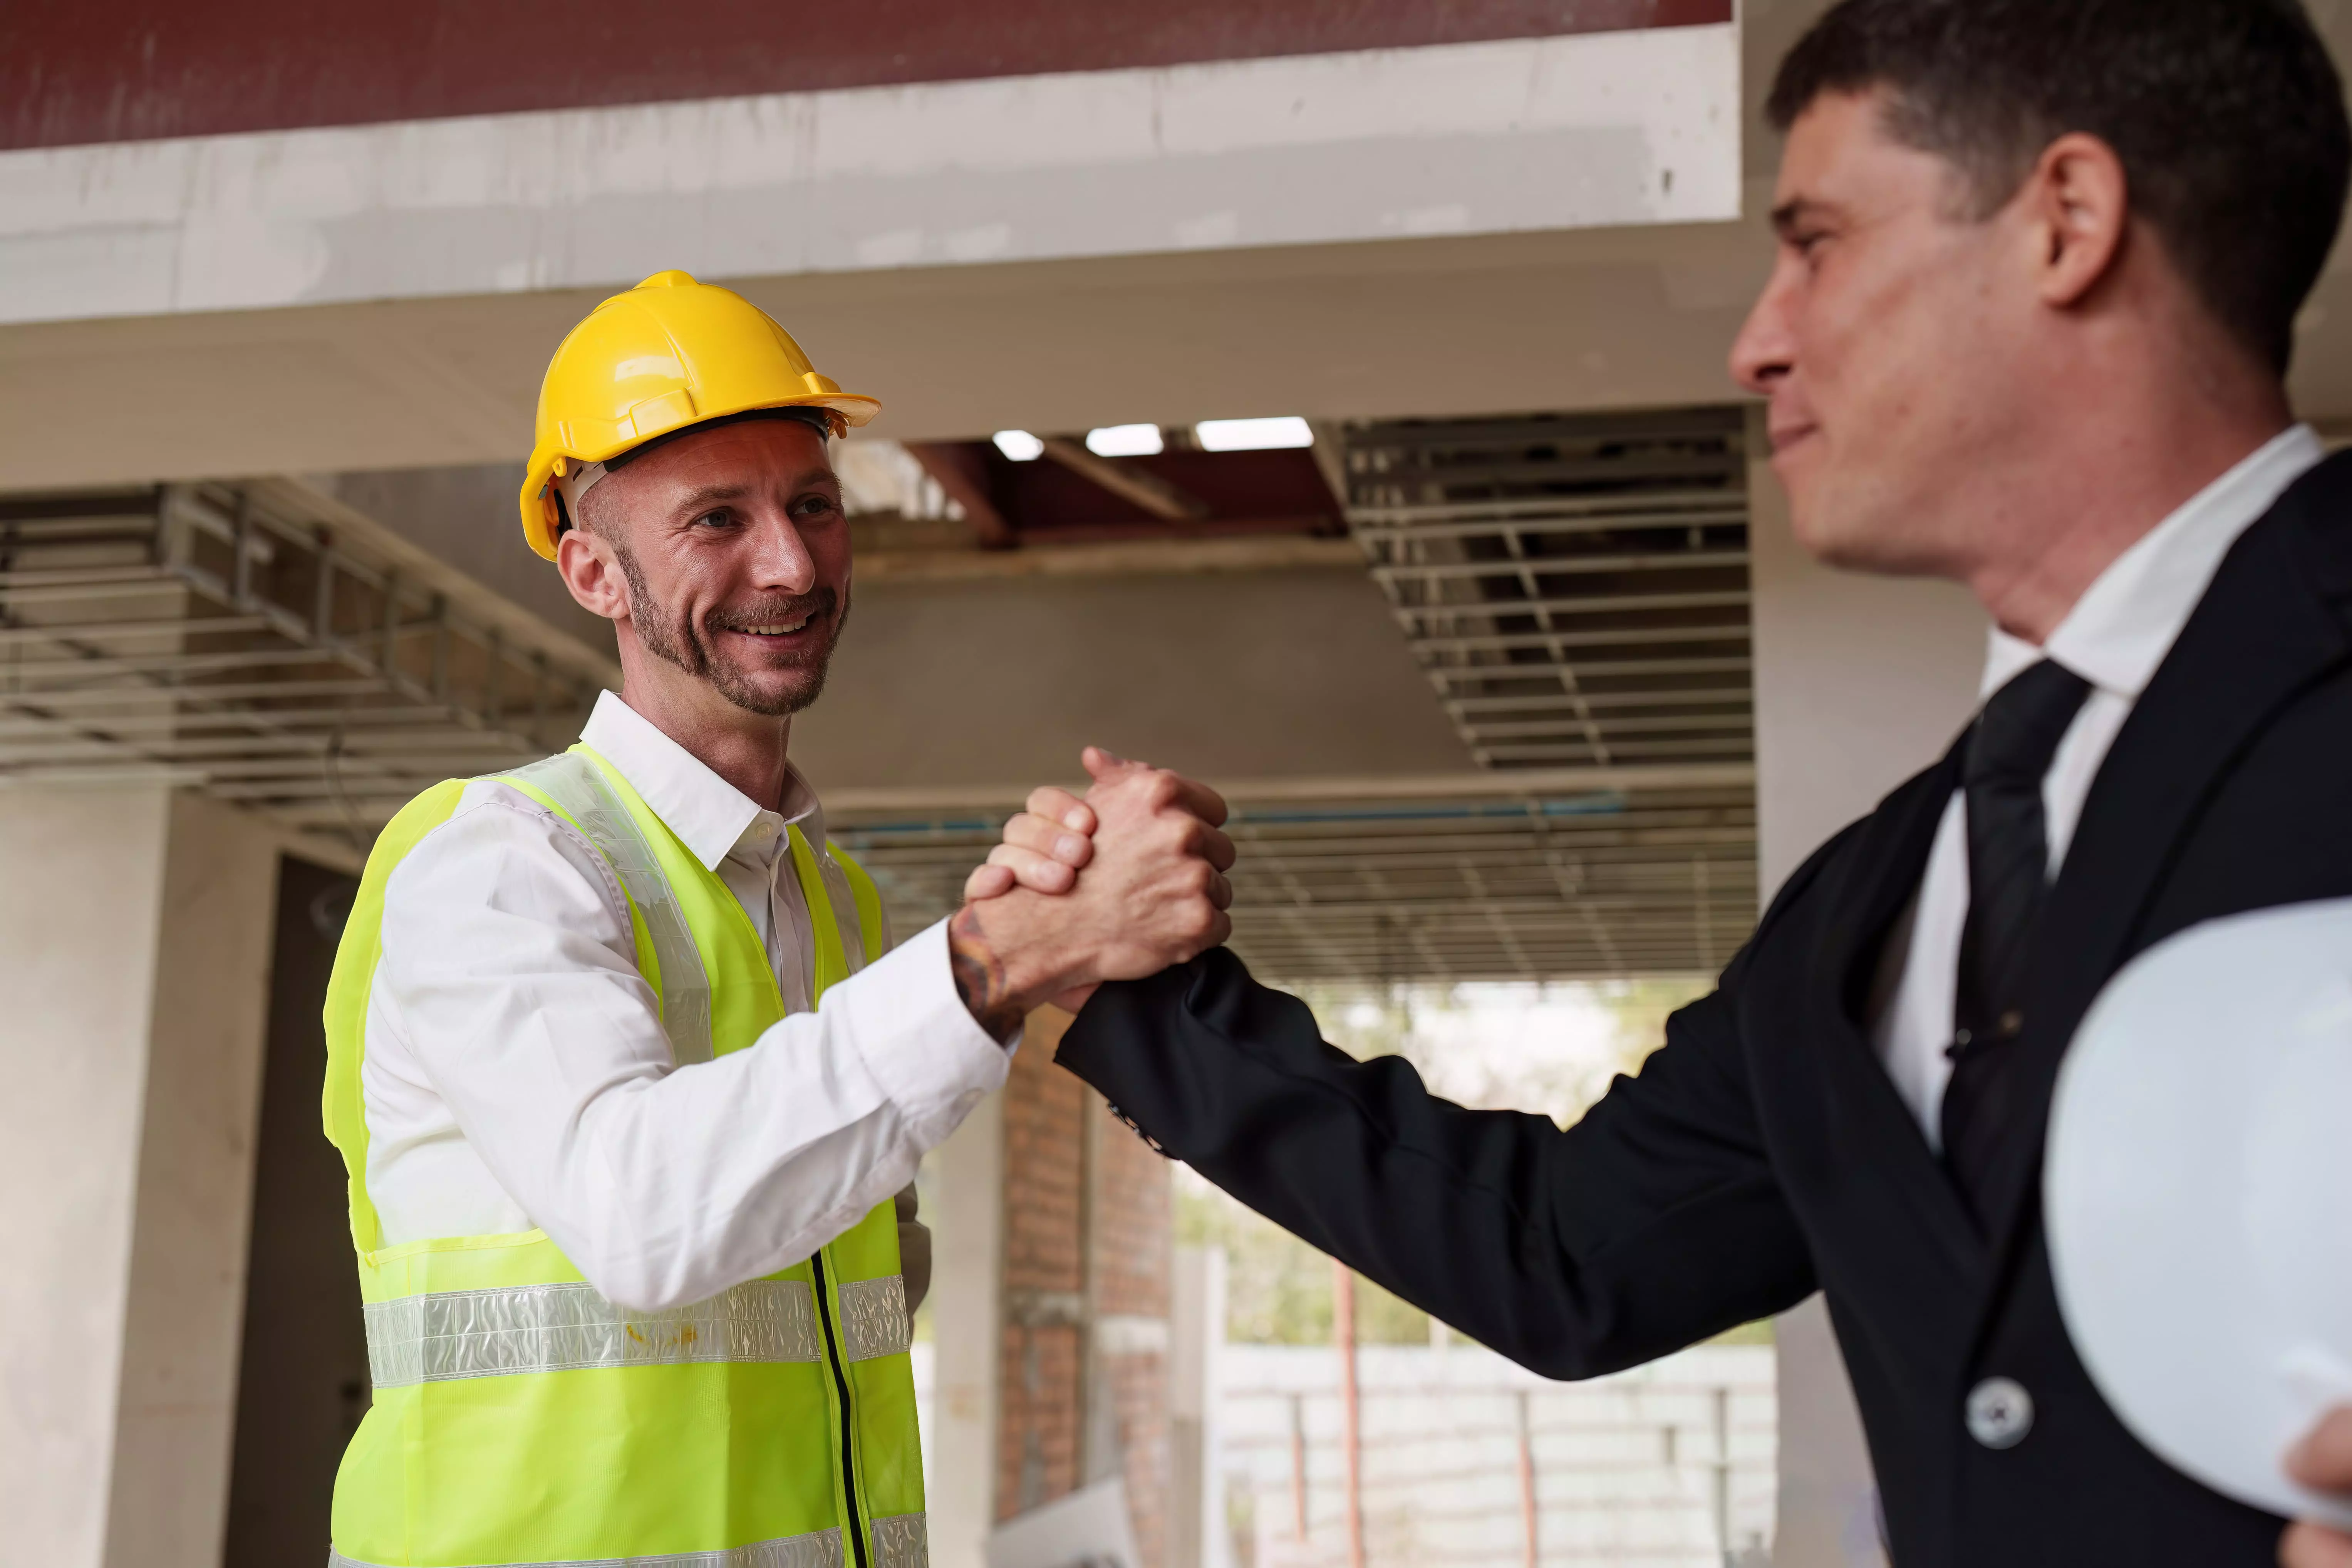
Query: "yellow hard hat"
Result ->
[[517, 270, 881, 559]]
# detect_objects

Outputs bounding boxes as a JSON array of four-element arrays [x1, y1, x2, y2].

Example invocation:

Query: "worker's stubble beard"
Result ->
[[614, 541, 847, 718]]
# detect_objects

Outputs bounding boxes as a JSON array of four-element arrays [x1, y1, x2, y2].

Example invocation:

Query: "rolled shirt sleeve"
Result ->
[[365, 784, 1007, 1312]]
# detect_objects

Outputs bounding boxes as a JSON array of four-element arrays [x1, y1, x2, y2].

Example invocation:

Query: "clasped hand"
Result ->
[[945, 748, 1234, 1036]]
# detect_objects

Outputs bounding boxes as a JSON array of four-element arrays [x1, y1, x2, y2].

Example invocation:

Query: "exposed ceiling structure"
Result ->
[[826, 404, 1760, 981], [0, 481, 618, 842], [892, 430, 1343, 548], [832, 766, 1754, 983], [1337, 407, 1752, 770], [0, 404, 1758, 980]]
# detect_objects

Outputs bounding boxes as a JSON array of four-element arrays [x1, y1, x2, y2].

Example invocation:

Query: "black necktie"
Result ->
[[1941, 659, 2092, 1225]]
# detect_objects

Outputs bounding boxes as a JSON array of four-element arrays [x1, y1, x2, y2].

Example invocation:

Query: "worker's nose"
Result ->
[[743, 510, 818, 597]]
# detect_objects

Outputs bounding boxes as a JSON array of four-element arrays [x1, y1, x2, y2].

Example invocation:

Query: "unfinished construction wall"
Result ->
[[796, 567, 1467, 792], [994, 1009, 1176, 1566]]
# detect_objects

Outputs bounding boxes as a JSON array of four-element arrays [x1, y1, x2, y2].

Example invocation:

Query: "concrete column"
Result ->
[[1169, 1245, 1229, 1568], [929, 1084, 1005, 1568], [1745, 406, 1988, 1568], [0, 789, 281, 1568]]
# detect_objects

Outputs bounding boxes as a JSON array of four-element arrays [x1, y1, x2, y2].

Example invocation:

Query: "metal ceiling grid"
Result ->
[[0, 482, 617, 840], [831, 780, 1754, 983], [1339, 409, 1753, 771]]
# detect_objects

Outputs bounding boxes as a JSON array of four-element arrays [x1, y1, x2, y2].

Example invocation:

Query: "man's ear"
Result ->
[[2024, 131, 2130, 310], [555, 523, 631, 623]]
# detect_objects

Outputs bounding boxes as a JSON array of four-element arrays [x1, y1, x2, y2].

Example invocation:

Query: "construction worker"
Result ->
[[319, 270, 1235, 1568]]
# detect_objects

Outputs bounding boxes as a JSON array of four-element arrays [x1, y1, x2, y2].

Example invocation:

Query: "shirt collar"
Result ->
[[578, 691, 823, 872], [1981, 423, 2325, 701]]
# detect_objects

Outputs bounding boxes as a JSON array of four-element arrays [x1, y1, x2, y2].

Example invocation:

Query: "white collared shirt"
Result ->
[[1869, 424, 2326, 1142], [363, 691, 1010, 1311]]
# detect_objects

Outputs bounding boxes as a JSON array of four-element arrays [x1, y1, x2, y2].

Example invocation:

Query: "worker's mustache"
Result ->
[[706, 587, 839, 639]]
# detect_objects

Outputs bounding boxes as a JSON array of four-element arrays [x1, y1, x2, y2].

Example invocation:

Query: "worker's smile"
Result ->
[[706, 588, 838, 662], [734, 610, 817, 638]]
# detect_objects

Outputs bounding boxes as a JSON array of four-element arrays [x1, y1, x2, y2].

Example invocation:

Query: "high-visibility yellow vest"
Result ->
[[321, 744, 925, 1568]]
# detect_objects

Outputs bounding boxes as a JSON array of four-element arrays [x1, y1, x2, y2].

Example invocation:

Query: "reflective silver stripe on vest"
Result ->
[[870, 1513, 927, 1568], [365, 1278, 820, 1387], [835, 1274, 910, 1363], [506, 751, 715, 1067], [329, 1525, 843, 1568], [813, 847, 867, 974]]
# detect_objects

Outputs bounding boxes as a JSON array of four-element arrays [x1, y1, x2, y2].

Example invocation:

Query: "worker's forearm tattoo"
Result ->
[[949, 906, 1024, 1044]]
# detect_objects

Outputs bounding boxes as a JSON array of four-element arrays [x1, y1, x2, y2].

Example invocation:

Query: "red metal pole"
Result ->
[[1289, 1393, 1309, 1541], [1333, 1258, 1366, 1568]]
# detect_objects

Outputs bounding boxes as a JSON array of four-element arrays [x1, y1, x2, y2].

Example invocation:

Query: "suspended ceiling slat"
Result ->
[[0, 481, 617, 842]]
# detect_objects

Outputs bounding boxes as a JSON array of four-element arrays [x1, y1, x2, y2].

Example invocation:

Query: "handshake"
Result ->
[[944, 747, 1236, 1041]]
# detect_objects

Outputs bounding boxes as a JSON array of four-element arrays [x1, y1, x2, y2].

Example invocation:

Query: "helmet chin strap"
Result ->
[[553, 458, 610, 525]]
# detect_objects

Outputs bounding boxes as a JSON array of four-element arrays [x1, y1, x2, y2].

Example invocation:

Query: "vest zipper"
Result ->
[[809, 1247, 871, 1568]]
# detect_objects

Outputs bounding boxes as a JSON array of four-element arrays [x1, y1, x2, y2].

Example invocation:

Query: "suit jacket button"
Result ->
[[1966, 1377, 2034, 1449]]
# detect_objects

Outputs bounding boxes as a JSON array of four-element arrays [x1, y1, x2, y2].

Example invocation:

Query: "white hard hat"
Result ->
[[2047, 898, 2352, 1527]]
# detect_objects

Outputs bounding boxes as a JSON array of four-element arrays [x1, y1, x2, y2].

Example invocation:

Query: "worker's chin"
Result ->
[[710, 657, 830, 718]]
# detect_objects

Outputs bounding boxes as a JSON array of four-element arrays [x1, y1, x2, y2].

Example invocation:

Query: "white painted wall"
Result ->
[[0, 787, 282, 1568], [0, 28, 1736, 329], [1743, 408, 1988, 1567]]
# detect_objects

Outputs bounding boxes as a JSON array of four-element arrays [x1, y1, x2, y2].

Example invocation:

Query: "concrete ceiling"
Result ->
[[7, 0, 2349, 494]]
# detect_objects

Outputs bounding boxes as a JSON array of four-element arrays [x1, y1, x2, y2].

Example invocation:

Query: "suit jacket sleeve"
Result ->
[[1056, 932, 1817, 1379]]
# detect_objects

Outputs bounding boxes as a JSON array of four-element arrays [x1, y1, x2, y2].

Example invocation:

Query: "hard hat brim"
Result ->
[[2048, 897, 2352, 1531]]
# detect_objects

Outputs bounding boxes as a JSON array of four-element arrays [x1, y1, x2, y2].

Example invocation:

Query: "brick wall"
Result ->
[[998, 1011, 1085, 1520], [995, 1006, 1173, 1568]]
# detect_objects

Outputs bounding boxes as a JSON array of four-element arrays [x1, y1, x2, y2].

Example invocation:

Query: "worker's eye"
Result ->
[[690, 508, 736, 530], [795, 493, 844, 521]]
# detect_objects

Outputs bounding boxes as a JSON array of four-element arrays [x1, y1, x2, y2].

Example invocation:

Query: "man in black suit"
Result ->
[[963, 1, 2352, 1562]]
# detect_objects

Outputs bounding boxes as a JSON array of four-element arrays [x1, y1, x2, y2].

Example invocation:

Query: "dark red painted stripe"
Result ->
[[3, 0, 1732, 154]]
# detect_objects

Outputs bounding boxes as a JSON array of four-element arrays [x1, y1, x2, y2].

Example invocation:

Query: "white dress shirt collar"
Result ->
[[579, 690, 823, 872], [1981, 423, 2326, 699]]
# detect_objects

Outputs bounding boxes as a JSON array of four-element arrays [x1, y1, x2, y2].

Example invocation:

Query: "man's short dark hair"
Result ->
[[1767, 0, 2350, 374]]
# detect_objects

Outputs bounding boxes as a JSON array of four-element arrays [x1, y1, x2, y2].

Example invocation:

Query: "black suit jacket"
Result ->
[[1058, 451, 2352, 1567]]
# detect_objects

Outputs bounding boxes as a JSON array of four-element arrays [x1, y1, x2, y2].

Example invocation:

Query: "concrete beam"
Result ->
[[0, 30, 1737, 329]]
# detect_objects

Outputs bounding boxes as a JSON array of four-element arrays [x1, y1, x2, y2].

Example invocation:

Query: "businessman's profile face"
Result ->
[[1729, 89, 2040, 578]]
